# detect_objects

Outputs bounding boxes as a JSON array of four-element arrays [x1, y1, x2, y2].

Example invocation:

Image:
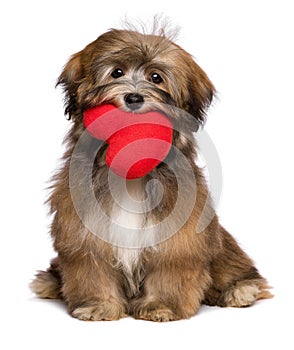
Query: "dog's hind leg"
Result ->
[[203, 226, 273, 307], [30, 257, 62, 299]]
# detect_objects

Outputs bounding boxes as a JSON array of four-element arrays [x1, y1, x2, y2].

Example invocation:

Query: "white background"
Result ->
[[1, 0, 293, 349]]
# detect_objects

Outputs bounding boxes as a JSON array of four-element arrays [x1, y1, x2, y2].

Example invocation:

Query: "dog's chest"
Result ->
[[110, 179, 146, 275], [111, 199, 145, 295]]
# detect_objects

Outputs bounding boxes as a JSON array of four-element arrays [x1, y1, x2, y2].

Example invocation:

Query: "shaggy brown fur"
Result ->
[[30, 27, 272, 321]]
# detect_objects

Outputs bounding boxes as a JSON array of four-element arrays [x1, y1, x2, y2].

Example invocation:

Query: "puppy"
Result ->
[[30, 26, 272, 321]]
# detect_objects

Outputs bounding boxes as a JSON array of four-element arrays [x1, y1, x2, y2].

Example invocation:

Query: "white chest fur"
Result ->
[[110, 179, 146, 274]]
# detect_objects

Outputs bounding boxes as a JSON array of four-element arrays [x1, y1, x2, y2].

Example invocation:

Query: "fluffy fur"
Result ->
[[30, 27, 272, 321]]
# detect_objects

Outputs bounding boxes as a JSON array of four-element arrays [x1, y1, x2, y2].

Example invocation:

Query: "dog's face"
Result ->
[[58, 29, 215, 137]]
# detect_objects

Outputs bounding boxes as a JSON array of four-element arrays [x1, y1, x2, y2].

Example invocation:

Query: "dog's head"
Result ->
[[58, 29, 215, 137]]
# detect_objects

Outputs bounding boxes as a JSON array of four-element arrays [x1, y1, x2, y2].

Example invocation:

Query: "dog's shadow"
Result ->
[[29, 297, 68, 313]]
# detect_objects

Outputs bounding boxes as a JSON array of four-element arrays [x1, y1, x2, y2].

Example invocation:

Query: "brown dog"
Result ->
[[30, 27, 272, 321]]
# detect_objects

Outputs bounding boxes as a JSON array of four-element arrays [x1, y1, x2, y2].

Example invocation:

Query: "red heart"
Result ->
[[83, 104, 173, 179]]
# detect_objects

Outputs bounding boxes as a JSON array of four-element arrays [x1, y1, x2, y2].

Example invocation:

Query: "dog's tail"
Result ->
[[30, 257, 62, 299]]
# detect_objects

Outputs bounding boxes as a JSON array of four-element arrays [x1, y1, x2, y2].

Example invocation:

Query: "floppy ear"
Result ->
[[56, 51, 84, 119], [186, 60, 215, 131]]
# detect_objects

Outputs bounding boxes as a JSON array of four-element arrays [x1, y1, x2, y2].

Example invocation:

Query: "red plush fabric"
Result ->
[[83, 104, 173, 179]]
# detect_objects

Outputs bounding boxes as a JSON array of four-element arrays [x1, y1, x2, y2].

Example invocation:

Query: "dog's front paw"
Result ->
[[71, 301, 126, 321], [131, 300, 180, 322]]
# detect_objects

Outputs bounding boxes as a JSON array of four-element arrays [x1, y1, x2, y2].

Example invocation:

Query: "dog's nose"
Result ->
[[124, 93, 144, 110]]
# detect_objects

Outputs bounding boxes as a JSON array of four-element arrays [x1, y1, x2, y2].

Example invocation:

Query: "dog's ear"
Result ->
[[186, 59, 215, 131], [57, 51, 84, 119]]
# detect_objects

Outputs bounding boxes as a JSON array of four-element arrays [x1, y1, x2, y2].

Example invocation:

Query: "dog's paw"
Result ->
[[71, 301, 126, 321], [222, 284, 260, 307], [131, 300, 180, 322], [142, 308, 180, 322]]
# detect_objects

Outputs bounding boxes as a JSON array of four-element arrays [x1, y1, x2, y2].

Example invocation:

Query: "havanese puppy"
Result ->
[[30, 24, 272, 321]]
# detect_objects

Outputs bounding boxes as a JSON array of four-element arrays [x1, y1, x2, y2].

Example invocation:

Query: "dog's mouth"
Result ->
[[83, 104, 173, 179]]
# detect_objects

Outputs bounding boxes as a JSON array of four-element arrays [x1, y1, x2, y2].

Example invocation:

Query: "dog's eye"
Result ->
[[150, 72, 163, 84], [111, 68, 124, 79]]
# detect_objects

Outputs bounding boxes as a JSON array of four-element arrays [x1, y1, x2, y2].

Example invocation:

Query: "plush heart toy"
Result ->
[[83, 104, 173, 179]]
